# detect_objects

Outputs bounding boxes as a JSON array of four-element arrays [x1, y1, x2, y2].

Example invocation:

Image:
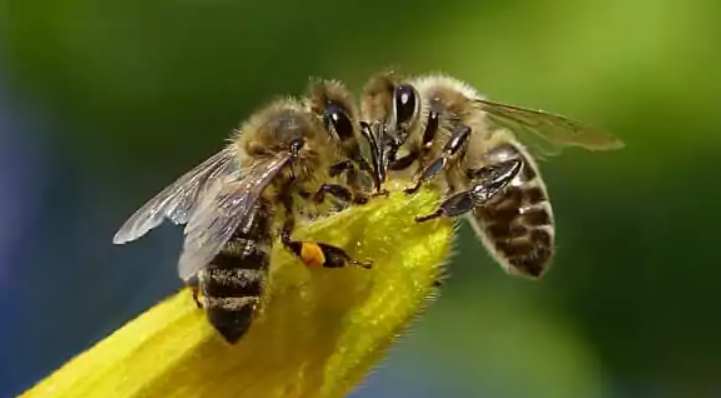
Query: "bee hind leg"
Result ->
[[416, 158, 523, 223], [415, 190, 476, 223], [280, 190, 372, 269], [280, 217, 372, 269]]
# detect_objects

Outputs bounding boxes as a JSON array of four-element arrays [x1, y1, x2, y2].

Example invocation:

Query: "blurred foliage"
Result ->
[[2, 0, 721, 396]]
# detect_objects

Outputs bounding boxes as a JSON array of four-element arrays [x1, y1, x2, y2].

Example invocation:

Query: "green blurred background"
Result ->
[[1, 0, 720, 397]]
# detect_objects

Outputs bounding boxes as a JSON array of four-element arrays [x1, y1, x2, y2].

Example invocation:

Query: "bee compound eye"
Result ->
[[323, 101, 354, 140], [290, 137, 305, 156], [394, 84, 417, 125]]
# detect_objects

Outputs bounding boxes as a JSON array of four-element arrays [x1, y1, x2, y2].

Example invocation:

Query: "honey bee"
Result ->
[[361, 71, 624, 279], [113, 79, 379, 343]]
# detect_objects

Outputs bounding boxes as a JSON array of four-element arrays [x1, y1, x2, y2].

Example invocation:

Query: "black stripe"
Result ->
[[480, 203, 520, 225], [212, 243, 269, 271], [211, 250, 243, 270], [524, 186, 546, 205], [522, 208, 552, 227], [530, 228, 553, 247], [487, 222, 528, 240]]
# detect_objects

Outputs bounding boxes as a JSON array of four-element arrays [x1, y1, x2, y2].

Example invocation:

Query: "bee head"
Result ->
[[307, 77, 381, 192], [361, 72, 421, 189]]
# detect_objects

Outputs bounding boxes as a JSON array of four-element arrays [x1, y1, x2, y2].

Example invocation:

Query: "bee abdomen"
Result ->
[[199, 236, 271, 343], [478, 181, 554, 278]]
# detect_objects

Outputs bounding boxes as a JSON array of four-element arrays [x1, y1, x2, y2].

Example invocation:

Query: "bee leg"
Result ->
[[405, 124, 472, 195], [416, 158, 523, 223], [313, 183, 369, 205], [280, 191, 372, 269], [280, 219, 372, 269], [466, 158, 524, 191], [388, 150, 419, 171], [187, 275, 203, 309], [329, 160, 354, 177], [415, 190, 475, 223], [400, 109, 440, 175]]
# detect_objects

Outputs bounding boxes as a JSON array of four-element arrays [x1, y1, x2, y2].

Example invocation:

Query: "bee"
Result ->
[[361, 71, 624, 279], [113, 79, 380, 344]]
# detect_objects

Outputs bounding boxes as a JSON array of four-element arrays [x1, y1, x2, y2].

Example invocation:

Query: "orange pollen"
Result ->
[[300, 242, 326, 268]]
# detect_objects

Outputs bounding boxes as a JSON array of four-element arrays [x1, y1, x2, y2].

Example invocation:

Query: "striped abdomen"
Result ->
[[469, 143, 555, 278], [197, 204, 273, 343]]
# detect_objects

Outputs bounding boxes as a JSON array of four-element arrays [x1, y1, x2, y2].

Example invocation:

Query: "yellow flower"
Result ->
[[22, 182, 454, 398]]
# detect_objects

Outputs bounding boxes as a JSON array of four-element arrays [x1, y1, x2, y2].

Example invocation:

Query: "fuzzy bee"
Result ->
[[113, 79, 380, 343], [360, 71, 624, 278]]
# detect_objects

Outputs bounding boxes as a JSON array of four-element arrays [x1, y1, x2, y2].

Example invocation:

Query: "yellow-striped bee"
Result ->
[[361, 71, 624, 279], [113, 79, 378, 343]]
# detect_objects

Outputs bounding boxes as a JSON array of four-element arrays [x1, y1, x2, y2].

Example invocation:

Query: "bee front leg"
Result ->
[[416, 158, 523, 223], [280, 190, 372, 269], [405, 124, 472, 195]]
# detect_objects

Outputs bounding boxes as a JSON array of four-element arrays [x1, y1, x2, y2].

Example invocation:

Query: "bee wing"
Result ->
[[476, 99, 625, 158], [176, 153, 292, 281], [113, 147, 239, 245]]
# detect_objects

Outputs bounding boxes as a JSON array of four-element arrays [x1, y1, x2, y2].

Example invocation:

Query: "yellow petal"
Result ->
[[22, 182, 453, 398]]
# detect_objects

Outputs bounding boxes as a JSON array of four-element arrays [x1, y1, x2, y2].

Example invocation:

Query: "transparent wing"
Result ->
[[176, 153, 292, 281], [476, 99, 625, 158], [113, 146, 239, 244]]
